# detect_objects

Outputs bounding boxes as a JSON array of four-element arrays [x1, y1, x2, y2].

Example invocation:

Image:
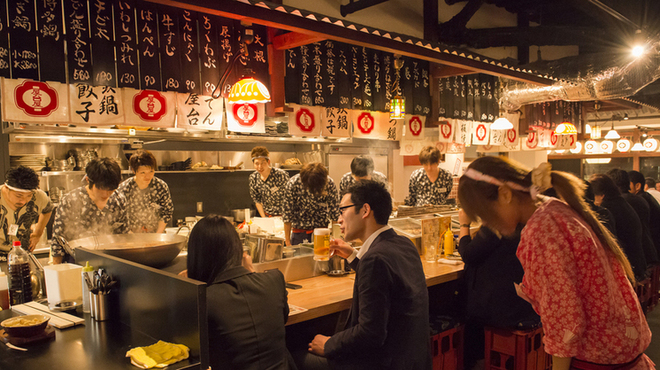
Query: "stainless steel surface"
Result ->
[[27, 253, 46, 300], [70, 234, 187, 268], [231, 209, 252, 223], [253, 254, 330, 282], [254, 236, 284, 263]]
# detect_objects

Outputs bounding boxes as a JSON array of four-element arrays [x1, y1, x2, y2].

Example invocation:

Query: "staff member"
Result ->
[[0, 166, 54, 257], [51, 158, 128, 264], [283, 163, 339, 246], [249, 146, 290, 217], [116, 150, 173, 233], [338, 155, 388, 196], [405, 146, 453, 206]]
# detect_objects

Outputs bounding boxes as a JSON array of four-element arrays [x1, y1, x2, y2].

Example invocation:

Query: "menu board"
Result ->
[[36, 0, 65, 82], [361, 47, 373, 111], [437, 74, 498, 123], [115, 1, 139, 89], [91, 0, 115, 87], [179, 10, 200, 94], [158, 5, 182, 92], [0, 0, 7, 78], [523, 100, 581, 131], [350, 45, 362, 110], [216, 17, 235, 96], [9, 0, 38, 80], [198, 14, 219, 96], [65, 0, 92, 84], [311, 42, 325, 106]]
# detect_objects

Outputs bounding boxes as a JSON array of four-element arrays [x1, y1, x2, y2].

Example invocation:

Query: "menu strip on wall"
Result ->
[[311, 41, 324, 106], [350, 45, 361, 110], [66, 0, 92, 84], [336, 42, 350, 109], [362, 47, 373, 111], [158, 5, 182, 92], [246, 24, 270, 95], [91, 0, 116, 87], [300, 44, 311, 105], [323, 40, 338, 108], [36, 0, 65, 82], [136, 2, 161, 90], [199, 13, 219, 96], [9, 0, 38, 80], [115, 0, 140, 89], [216, 17, 234, 95], [285, 47, 300, 104], [401, 57, 413, 115], [0, 0, 10, 78], [179, 9, 200, 94]]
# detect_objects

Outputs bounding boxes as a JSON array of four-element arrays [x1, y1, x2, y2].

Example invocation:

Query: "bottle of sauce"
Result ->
[[82, 261, 94, 313], [443, 229, 454, 256], [0, 268, 9, 310], [8, 241, 32, 305]]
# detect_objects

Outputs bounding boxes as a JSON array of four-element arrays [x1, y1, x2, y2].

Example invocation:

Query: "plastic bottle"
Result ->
[[8, 241, 32, 305], [0, 268, 9, 310], [82, 261, 94, 313], [443, 230, 454, 256]]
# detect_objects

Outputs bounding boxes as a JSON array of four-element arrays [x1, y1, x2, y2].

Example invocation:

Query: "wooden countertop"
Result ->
[[286, 259, 464, 325]]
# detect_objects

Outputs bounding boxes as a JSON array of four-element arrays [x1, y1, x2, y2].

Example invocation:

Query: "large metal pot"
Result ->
[[70, 233, 187, 268]]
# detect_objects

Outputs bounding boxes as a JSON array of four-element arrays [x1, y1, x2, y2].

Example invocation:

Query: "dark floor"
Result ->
[[647, 307, 660, 363]]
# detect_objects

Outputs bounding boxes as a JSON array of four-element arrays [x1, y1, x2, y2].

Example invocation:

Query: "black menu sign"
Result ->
[[158, 5, 182, 92], [459, 74, 467, 119], [65, 0, 92, 84], [350, 45, 361, 110], [402, 57, 414, 115], [311, 41, 324, 106], [336, 43, 350, 109], [300, 44, 311, 105], [9, 0, 38, 80], [418, 61, 431, 115], [36, 0, 65, 82], [199, 14, 219, 96], [361, 47, 373, 111], [452, 76, 461, 119], [285, 47, 300, 104], [472, 74, 481, 120], [115, 0, 139, 89], [216, 17, 235, 95], [0, 0, 10, 78], [466, 76, 475, 120], [179, 9, 200, 94], [136, 1, 161, 90], [323, 40, 338, 108], [91, 0, 115, 87], [244, 24, 269, 94], [371, 50, 383, 111], [382, 53, 393, 112]]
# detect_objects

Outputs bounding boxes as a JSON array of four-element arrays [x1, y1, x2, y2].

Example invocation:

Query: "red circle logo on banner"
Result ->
[[357, 112, 375, 134], [440, 123, 452, 139], [296, 108, 315, 132], [15, 80, 59, 117], [550, 131, 558, 145], [526, 132, 538, 149], [436, 142, 446, 152], [409, 116, 422, 136], [570, 135, 575, 146], [232, 103, 258, 126], [506, 129, 517, 143], [476, 124, 487, 141], [133, 90, 167, 121]]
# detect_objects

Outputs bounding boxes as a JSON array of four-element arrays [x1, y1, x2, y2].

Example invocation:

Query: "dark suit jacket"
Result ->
[[324, 228, 431, 370], [206, 266, 295, 370], [622, 192, 659, 265], [638, 191, 660, 260], [601, 195, 648, 280]]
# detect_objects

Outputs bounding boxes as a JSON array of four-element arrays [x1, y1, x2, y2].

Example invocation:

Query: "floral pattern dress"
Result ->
[[338, 171, 388, 196], [116, 176, 174, 232], [248, 168, 290, 216], [282, 174, 339, 230], [518, 198, 653, 368], [404, 167, 453, 206]]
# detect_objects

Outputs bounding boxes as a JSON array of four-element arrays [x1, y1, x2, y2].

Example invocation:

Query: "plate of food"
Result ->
[[281, 157, 303, 169], [1, 315, 50, 337]]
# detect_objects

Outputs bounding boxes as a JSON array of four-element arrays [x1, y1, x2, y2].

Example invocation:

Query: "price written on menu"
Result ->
[[437, 74, 498, 123]]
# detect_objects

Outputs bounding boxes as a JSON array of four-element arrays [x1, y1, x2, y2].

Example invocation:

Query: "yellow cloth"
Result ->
[[126, 340, 190, 369]]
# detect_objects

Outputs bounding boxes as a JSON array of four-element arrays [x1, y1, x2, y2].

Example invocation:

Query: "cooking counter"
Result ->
[[285, 259, 463, 325]]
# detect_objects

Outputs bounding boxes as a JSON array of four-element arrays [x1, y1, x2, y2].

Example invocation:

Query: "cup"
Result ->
[[91, 293, 110, 321], [313, 228, 331, 261]]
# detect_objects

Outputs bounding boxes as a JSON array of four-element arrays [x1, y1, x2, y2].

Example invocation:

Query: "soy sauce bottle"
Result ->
[[8, 241, 32, 305]]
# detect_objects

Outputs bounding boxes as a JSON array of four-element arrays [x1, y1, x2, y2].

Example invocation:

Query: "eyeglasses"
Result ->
[[339, 204, 357, 214]]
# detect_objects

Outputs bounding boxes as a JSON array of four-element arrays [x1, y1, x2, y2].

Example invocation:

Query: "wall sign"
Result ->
[[115, 0, 140, 89], [123, 88, 175, 128], [10, 0, 38, 80], [226, 102, 265, 133], [321, 107, 350, 138], [176, 92, 223, 130], [288, 104, 321, 136], [37, 0, 65, 82], [2, 78, 69, 123]]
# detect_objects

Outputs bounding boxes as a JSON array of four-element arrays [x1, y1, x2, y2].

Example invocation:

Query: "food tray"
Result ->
[[389, 217, 422, 237]]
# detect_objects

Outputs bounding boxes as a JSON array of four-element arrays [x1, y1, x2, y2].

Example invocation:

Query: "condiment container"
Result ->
[[443, 230, 454, 256], [8, 241, 32, 305], [0, 268, 9, 310], [81, 262, 94, 313]]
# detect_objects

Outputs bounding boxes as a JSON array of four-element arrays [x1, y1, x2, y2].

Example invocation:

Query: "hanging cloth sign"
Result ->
[[321, 107, 351, 138], [384, 114, 403, 141], [288, 104, 322, 137], [438, 120, 455, 143], [556, 134, 577, 150], [2, 78, 70, 123], [351, 110, 390, 140], [455, 120, 472, 145], [502, 116, 520, 151], [472, 122, 490, 145], [226, 102, 265, 133], [122, 88, 176, 128], [69, 83, 125, 126], [176, 93, 224, 131], [522, 131, 540, 151], [404, 115, 425, 140], [490, 128, 505, 146]]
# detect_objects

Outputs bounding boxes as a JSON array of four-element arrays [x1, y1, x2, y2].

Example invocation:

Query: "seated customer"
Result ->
[[187, 215, 295, 370], [458, 210, 539, 370]]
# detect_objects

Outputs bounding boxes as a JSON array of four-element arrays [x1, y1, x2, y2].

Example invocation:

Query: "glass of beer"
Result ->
[[313, 228, 331, 261]]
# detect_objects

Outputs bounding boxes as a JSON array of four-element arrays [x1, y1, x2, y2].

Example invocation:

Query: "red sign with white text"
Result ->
[[15, 80, 58, 117]]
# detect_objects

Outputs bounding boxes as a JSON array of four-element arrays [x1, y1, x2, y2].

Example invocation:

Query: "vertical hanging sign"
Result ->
[[361, 47, 372, 111], [402, 57, 414, 115], [36, 0, 65, 82], [199, 14, 219, 96], [299, 44, 311, 105], [158, 5, 182, 92], [246, 24, 269, 92], [336, 43, 350, 109], [0, 0, 8, 78], [350, 45, 362, 110], [372, 50, 385, 111], [284, 47, 299, 104], [136, 2, 161, 91], [311, 42, 324, 106], [115, 0, 139, 89], [91, 0, 115, 87], [324, 40, 338, 108], [419, 61, 431, 115], [411, 60, 422, 115], [9, 0, 38, 80], [321, 107, 350, 138], [216, 17, 234, 94], [179, 9, 200, 94]]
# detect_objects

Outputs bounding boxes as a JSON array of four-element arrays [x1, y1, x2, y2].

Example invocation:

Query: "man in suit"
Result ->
[[304, 180, 431, 370]]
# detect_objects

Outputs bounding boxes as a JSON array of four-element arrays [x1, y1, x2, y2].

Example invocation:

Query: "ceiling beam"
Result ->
[[271, 32, 326, 50], [438, 0, 484, 40], [443, 25, 604, 48], [568, 0, 641, 30], [340, 0, 389, 17], [430, 65, 476, 78], [423, 0, 439, 43]]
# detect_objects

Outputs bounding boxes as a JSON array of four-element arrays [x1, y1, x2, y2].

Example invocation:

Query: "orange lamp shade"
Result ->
[[390, 96, 405, 119], [228, 77, 271, 104], [554, 122, 577, 135]]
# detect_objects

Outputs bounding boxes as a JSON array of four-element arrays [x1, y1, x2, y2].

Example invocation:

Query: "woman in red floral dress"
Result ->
[[458, 156, 653, 370]]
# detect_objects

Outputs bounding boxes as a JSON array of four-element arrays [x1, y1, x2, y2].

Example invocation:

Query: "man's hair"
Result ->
[[346, 180, 391, 225], [628, 170, 645, 188], [300, 163, 328, 196], [129, 150, 157, 172], [646, 177, 657, 189], [86, 158, 122, 190], [418, 146, 441, 165], [350, 155, 375, 178], [251, 146, 269, 159], [5, 166, 39, 190], [590, 173, 621, 198], [606, 169, 631, 193]]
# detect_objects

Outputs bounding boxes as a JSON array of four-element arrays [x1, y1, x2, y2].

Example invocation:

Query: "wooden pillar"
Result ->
[[267, 28, 286, 117]]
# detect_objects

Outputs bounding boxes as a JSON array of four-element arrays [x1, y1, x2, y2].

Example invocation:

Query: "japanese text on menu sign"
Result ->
[[0, 0, 8, 78], [91, 0, 115, 87], [66, 0, 92, 84], [10, 0, 38, 80], [136, 2, 161, 90], [37, 0, 65, 82], [116, 0, 139, 89], [199, 14, 219, 96], [180, 9, 200, 94]]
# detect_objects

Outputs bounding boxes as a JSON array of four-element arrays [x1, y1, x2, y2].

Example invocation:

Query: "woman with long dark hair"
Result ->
[[187, 215, 295, 370]]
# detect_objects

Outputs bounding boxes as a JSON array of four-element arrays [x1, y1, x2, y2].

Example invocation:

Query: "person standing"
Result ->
[[303, 180, 431, 370], [338, 155, 388, 196], [644, 177, 660, 203], [629, 171, 660, 257], [248, 146, 290, 217], [0, 166, 54, 258], [405, 146, 453, 206], [458, 157, 653, 370], [283, 163, 339, 246], [51, 158, 128, 264], [116, 150, 173, 233]]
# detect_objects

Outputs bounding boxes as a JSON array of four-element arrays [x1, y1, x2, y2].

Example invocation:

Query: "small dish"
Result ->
[[1, 315, 50, 337], [326, 270, 349, 277], [48, 300, 80, 312]]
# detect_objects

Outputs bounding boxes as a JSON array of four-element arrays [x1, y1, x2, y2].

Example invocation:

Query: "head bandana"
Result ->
[[461, 163, 553, 200], [4, 182, 35, 193]]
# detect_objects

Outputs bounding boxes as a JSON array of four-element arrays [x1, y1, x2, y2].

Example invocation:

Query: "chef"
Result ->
[[248, 146, 290, 217], [283, 163, 339, 246], [116, 150, 173, 233], [405, 146, 453, 206], [0, 166, 54, 259], [51, 158, 128, 264], [338, 155, 388, 196]]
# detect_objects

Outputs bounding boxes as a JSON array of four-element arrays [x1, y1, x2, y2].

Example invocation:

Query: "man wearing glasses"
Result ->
[[0, 166, 54, 261], [302, 180, 431, 370]]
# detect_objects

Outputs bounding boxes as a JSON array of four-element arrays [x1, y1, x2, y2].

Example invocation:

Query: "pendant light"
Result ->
[[389, 56, 405, 120], [604, 119, 620, 140], [554, 121, 577, 135], [591, 125, 601, 139], [491, 111, 513, 130], [631, 140, 645, 151]]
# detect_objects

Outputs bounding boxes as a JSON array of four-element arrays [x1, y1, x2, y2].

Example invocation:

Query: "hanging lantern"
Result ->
[[554, 121, 577, 135], [228, 77, 271, 104], [390, 95, 405, 120], [591, 125, 601, 139]]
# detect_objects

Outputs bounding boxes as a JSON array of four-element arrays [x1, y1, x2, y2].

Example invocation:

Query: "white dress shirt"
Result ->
[[648, 189, 660, 204], [346, 225, 392, 263]]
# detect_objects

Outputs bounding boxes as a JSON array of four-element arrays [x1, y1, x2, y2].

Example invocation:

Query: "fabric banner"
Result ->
[[288, 104, 322, 137], [123, 88, 176, 128], [2, 78, 70, 123], [537, 129, 557, 148], [522, 131, 540, 151], [226, 102, 266, 133], [176, 93, 223, 131], [438, 120, 455, 143], [384, 113, 403, 141], [556, 134, 577, 150], [70, 83, 125, 125], [351, 110, 390, 140], [404, 115, 425, 140], [321, 107, 351, 138], [471, 122, 490, 145], [502, 127, 521, 151], [490, 127, 505, 146], [455, 120, 472, 145]]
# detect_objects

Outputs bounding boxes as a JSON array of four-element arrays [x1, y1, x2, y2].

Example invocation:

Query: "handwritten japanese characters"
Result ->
[[65, 0, 92, 84], [9, 0, 38, 80], [116, 0, 139, 89], [91, 0, 115, 87], [176, 92, 223, 130], [136, 2, 161, 90], [36, 0, 65, 82], [70, 83, 124, 125]]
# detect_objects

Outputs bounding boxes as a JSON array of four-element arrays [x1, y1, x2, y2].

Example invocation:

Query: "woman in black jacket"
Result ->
[[187, 215, 297, 370]]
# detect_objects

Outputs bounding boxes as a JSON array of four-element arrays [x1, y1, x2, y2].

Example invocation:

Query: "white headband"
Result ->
[[462, 162, 552, 200], [252, 156, 269, 161], [4, 182, 34, 193]]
